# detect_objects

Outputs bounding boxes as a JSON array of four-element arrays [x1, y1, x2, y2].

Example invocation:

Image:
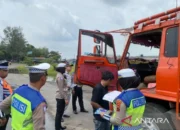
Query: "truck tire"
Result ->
[[142, 102, 175, 130]]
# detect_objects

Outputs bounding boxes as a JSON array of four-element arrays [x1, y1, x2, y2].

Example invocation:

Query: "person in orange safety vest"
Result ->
[[0, 60, 13, 130]]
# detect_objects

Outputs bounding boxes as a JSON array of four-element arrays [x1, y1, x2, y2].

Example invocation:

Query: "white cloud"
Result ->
[[0, 0, 179, 58]]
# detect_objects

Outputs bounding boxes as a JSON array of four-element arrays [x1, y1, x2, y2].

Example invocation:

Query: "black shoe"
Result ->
[[80, 109, 88, 113], [61, 118, 64, 122], [60, 126, 66, 130], [73, 110, 78, 114], [63, 114, 70, 118]]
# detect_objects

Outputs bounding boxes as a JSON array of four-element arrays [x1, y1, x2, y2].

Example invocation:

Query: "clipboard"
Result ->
[[103, 90, 121, 102], [94, 108, 111, 121]]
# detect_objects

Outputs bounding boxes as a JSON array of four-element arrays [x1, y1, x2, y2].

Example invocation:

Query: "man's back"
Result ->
[[11, 85, 46, 129]]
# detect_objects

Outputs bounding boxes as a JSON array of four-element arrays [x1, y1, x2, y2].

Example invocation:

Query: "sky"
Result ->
[[0, 0, 178, 59]]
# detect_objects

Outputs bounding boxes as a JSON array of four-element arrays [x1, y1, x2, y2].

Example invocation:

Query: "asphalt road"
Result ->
[[6, 112, 55, 129]]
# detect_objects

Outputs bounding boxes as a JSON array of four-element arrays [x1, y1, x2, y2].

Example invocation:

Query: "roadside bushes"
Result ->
[[47, 65, 57, 77], [16, 65, 28, 74], [23, 57, 34, 66]]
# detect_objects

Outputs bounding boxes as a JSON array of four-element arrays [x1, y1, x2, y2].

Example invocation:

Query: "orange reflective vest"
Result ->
[[2, 79, 13, 99]]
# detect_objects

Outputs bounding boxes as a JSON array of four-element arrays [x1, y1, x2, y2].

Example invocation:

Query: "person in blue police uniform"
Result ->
[[100, 68, 146, 130], [0, 60, 13, 130], [0, 63, 50, 130]]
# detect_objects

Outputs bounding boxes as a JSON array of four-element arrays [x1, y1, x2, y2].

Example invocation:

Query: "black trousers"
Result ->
[[72, 86, 85, 111], [0, 115, 10, 130], [55, 99, 65, 130]]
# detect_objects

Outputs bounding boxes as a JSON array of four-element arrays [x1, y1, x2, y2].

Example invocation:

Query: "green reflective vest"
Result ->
[[111, 90, 146, 130], [11, 85, 46, 130], [11, 93, 33, 130]]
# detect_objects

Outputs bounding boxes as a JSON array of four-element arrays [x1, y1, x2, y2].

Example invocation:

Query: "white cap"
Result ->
[[28, 63, 50, 73], [118, 68, 136, 78], [57, 63, 66, 68]]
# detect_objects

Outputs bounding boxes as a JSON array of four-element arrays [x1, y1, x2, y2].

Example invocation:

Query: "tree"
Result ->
[[0, 42, 11, 60], [32, 47, 49, 58], [1, 26, 27, 61], [0, 51, 4, 60], [39, 47, 49, 58], [0, 26, 63, 62], [49, 51, 61, 62], [23, 57, 34, 66], [25, 44, 35, 56]]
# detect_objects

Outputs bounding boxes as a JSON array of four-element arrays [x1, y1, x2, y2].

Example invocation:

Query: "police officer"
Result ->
[[55, 63, 68, 130], [0, 60, 13, 130], [101, 68, 146, 130], [0, 63, 50, 130]]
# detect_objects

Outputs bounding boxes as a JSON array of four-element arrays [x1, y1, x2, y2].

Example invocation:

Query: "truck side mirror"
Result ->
[[94, 38, 100, 44], [93, 30, 101, 44]]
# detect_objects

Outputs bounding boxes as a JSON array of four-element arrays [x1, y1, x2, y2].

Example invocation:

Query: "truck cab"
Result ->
[[114, 7, 180, 130], [120, 8, 180, 102], [75, 7, 180, 130]]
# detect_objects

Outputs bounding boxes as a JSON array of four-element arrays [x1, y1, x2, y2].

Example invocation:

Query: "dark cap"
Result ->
[[66, 63, 73, 67], [0, 60, 9, 70]]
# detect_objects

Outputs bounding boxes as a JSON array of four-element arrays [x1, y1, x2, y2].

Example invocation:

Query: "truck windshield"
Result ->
[[81, 31, 116, 63], [127, 30, 161, 60]]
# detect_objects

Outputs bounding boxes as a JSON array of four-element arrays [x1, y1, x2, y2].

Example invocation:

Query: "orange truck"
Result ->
[[74, 7, 180, 130]]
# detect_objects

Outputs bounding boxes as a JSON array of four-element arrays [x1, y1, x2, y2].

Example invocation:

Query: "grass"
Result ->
[[48, 64, 76, 77], [16, 64, 57, 77], [16, 65, 28, 74], [16, 63, 75, 78], [47, 65, 57, 77], [70, 65, 75, 74]]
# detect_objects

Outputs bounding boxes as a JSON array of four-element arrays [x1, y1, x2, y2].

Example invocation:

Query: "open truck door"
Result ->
[[74, 29, 118, 91]]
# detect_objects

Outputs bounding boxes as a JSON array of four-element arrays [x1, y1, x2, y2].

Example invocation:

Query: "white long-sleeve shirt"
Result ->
[[70, 72, 78, 88], [0, 78, 4, 102], [64, 71, 72, 87]]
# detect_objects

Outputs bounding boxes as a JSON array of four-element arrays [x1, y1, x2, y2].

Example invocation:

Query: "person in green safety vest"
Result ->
[[0, 63, 50, 130], [100, 68, 146, 130]]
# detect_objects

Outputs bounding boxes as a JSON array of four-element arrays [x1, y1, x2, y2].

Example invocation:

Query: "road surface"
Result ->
[[5, 73, 94, 130], [6, 112, 55, 129]]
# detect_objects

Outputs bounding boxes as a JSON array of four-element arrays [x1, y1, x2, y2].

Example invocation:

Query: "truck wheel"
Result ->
[[141, 103, 175, 130]]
